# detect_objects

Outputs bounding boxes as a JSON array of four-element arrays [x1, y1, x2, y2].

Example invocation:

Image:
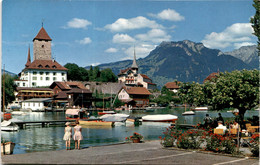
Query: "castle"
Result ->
[[15, 26, 68, 87]]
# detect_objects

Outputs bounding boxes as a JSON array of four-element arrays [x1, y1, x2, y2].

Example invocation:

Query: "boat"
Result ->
[[142, 114, 178, 123], [227, 109, 239, 113], [98, 111, 116, 115], [79, 119, 115, 127], [65, 109, 88, 120], [1, 120, 19, 131], [182, 111, 195, 116], [145, 107, 155, 112], [11, 111, 28, 116], [7, 101, 21, 110], [191, 107, 208, 111], [182, 104, 195, 116], [1, 142, 15, 155], [100, 114, 129, 122]]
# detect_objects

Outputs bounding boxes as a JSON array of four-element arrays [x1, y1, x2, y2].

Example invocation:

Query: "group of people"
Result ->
[[63, 121, 83, 150], [203, 113, 240, 134]]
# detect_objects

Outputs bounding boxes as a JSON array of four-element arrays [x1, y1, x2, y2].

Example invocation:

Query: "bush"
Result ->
[[177, 129, 202, 149], [159, 127, 182, 147], [249, 133, 259, 157]]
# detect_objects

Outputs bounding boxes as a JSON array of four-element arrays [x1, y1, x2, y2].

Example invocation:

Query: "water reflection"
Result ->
[[1, 107, 259, 154]]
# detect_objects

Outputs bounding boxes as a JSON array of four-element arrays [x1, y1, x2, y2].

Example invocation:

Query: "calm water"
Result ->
[[1, 107, 259, 154]]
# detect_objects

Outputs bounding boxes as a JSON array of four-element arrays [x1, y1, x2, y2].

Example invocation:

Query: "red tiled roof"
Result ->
[[123, 86, 151, 95], [50, 81, 87, 90], [140, 74, 151, 80], [118, 68, 131, 75], [24, 60, 68, 71], [165, 82, 180, 89], [203, 72, 219, 83], [33, 27, 52, 41]]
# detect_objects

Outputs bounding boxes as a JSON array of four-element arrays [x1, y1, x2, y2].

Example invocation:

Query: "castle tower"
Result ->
[[33, 27, 52, 61], [131, 47, 138, 74]]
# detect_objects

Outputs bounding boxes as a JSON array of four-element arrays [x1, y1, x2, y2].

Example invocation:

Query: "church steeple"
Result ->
[[131, 47, 138, 69], [25, 46, 31, 67]]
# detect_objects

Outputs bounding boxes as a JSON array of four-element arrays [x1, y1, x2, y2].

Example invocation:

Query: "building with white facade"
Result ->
[[15, 27, 68, 87], [118, 49, 156, 90]]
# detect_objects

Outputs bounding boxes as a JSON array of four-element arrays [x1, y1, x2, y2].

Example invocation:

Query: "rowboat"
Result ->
[[142, 114, 178, 123], [191, 107, 208, 111], [1, 142, 15, 155], [79, 119, 115, 127]]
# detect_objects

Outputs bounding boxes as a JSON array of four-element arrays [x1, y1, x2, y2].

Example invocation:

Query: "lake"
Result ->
[[1, 107, 258, 154]]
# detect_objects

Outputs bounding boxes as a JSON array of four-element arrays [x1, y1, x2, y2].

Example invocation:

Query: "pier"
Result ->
[[14, 120, 76, 129]]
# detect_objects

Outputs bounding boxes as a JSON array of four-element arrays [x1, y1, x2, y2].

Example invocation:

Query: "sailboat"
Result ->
[[182, 104, 195, 116]]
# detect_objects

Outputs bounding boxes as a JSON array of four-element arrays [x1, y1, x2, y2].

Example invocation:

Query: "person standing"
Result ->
[[203, 114, 212, 128], [63, 122, 72, 150], [216, 113, 225, 125], [73, 120, 83, 150]]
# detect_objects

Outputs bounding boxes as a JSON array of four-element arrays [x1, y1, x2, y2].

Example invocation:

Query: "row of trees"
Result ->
[[1, 74, 17, 108], [64, 63, 117, 82]]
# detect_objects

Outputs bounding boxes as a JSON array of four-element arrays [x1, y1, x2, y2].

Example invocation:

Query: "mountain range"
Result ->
[[93, 40, 258, 89]]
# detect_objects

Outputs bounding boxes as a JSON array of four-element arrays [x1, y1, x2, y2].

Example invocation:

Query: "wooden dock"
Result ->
[[14, 120, 76, 129]]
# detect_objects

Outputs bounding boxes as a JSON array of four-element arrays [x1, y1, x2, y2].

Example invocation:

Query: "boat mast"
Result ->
[[2, 64, 5, 113]]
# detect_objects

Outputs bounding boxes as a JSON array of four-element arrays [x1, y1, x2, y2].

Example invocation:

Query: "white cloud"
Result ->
[[64, 18, 92, 29], [201, 23, 255, 49], [135, 29, 171, 43], [234, 42, 256, 49], [113, 34, 135, 44], [105, 16, 164, 32], [105, 48, 118, 53], [123, 44, 156, 60], [148, 9, 185, 21], [77, 37, 92, 45]]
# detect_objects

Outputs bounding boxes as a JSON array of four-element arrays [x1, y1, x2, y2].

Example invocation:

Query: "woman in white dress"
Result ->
[[73, 120, 83, 150], [63, 122, 72, 150]]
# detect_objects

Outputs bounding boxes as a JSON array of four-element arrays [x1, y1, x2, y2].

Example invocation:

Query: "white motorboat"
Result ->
[[142, 114, 178, 122], [100, 114, 129, 122], [11, 111, 27, 116], [182, 111, 195, 116], [191, 107, 208, 111], [1, 120, 19, 131]]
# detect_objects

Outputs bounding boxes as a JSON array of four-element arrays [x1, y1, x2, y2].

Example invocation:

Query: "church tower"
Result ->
[[131, 47, 138, 74], [33, 27, 52, 61]]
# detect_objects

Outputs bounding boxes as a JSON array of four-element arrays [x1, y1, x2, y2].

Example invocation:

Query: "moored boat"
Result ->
[[182, 111, 195, 116], [1, 120, 19, 131], [79, 119, 114, 126], [142, 114, 178, 123], [191, 107, 208, 111], [65, 109, 88, 120], [98, 111, 116, 115]]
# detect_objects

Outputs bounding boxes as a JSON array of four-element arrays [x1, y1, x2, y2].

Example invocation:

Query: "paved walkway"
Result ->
[[1, 140, 259, 165]]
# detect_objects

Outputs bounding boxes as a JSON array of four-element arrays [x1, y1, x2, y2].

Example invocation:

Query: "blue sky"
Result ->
[[2, 0, 257, 74]]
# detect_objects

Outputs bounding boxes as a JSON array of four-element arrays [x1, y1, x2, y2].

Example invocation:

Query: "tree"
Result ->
[[100, 68, 117, 82], [250, 0, 260, 54], [2, 74, 16, 108], [64, 63, 89, 81], [207, 70, 259, 122]]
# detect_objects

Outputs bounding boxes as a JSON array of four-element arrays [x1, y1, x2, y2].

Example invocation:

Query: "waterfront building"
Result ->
[[21, 98, 52, 111], [117, 49, 157, 90], [50, 81, 92, 108], [15, 26, 68, 88], [118, 86, 151, 108], [164, 81, 180, 93], [15, 87, 53, 101]]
